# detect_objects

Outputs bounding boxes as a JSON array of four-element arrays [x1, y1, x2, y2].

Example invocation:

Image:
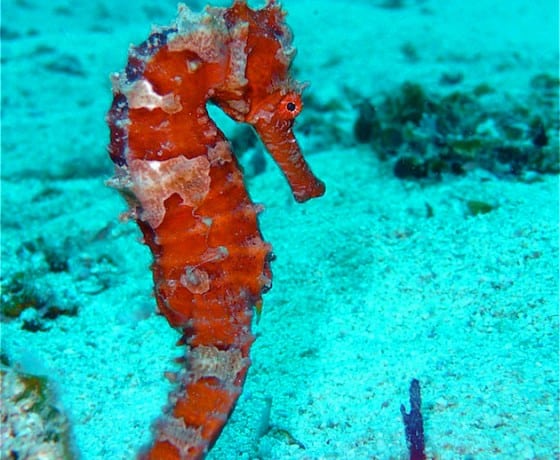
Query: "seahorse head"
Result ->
[[110, 1, 325, 201], [217, 0, 325, 202]]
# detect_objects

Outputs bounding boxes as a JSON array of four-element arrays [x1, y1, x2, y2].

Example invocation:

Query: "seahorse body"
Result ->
[[106, 1, 324, 459]]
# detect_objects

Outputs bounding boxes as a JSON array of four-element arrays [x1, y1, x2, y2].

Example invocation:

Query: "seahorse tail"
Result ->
[[140, 326, 254, 460]]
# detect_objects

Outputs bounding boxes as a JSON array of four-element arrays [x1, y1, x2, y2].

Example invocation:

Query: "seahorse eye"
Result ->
[[277, 93, 302, 120]]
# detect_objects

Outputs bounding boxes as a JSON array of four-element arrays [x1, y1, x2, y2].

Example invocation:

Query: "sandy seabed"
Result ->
[[1, 0, 558, 458]]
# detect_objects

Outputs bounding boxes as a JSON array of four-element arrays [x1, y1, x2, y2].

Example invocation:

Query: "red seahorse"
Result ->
[[106, 1, 324, 458]]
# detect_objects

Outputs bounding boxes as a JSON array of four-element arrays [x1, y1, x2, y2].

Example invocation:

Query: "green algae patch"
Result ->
[[353, 78, 559, 180]]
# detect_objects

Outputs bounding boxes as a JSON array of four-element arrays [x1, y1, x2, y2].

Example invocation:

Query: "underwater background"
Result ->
[[1, 0, 558, 458]]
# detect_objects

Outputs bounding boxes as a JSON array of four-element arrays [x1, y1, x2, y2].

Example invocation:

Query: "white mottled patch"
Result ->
[[154, 416, 206, 459], [179, 246, 228, 294], [225, 20, 249, 90], [169, 4, 228, 63], [186, 57, 202, 72], [128, 155, 211, 228], [207, 141, 233, 165], [126, 79, 183, 114], [180, 266, 210, 294], [188, 345, 247, 384]]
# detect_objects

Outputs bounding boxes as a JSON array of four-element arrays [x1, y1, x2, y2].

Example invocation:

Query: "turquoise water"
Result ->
[[1, 0, 558, 458]]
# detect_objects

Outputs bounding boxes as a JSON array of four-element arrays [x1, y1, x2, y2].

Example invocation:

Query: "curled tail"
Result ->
[[143, 342, 252, 459]]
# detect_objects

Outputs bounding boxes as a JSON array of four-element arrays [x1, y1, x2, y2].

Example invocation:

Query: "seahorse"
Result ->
[[106, 1, 325, 458]]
